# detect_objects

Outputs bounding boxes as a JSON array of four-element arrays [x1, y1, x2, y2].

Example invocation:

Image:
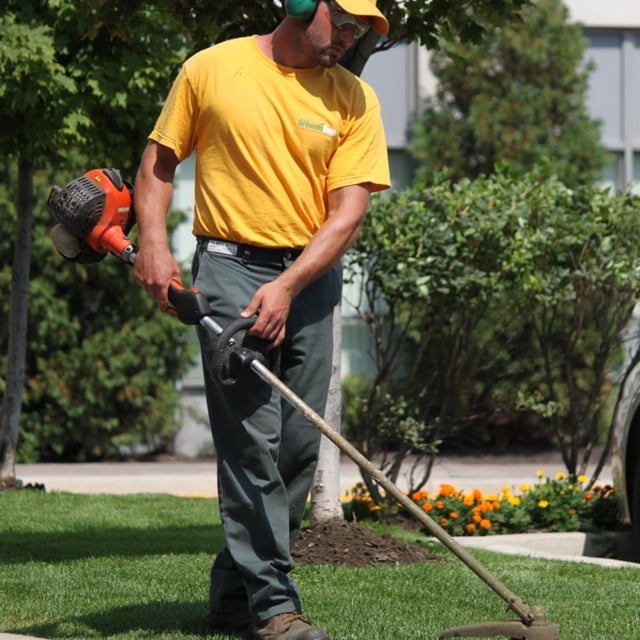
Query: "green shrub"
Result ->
[[0, 168, 194, 462], [344, 168, 640, 487]]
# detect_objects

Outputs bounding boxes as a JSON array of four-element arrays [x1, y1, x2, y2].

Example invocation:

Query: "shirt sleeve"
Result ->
[[149, 65, 199, 162], [327, 82, 391, 194]]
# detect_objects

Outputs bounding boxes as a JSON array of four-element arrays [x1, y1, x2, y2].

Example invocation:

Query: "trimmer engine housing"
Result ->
[[48, 168, 135, 263]]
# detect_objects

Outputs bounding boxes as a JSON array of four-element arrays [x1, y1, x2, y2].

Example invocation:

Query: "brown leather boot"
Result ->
[[250, 612, 330, 640]]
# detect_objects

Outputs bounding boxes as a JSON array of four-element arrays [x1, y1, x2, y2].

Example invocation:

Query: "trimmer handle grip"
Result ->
[[167, 280, 213, 325]]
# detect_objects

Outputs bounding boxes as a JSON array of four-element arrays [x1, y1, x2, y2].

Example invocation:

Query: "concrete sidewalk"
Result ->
[[15, 450, 613, 498]]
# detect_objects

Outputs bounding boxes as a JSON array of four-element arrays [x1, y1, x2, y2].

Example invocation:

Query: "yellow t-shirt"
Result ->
[[150, 36, 391, 249]]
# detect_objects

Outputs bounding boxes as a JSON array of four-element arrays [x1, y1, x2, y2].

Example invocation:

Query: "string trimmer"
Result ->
[[48, 168, 561, 640]]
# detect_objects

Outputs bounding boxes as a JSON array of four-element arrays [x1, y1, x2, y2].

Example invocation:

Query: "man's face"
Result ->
[[305, 0, 369, 67]]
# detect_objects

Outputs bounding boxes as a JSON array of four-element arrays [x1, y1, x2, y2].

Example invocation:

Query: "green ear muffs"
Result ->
[[284, 0, 319, 21]]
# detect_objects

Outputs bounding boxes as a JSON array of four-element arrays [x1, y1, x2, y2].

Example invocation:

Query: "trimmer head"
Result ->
[[439, 605, 560, 639], [48, 168, 136, 264]]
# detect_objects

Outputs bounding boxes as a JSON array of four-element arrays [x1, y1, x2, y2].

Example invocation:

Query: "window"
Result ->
[[584, 28, 640, 192]]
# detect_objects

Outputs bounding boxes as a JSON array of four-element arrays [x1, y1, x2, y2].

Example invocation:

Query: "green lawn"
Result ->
[[1, 491, 638, 640]]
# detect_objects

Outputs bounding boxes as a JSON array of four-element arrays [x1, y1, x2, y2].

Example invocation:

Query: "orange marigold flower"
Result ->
[[463, 494, 475, 506], [449, 512, 459, 520], [436, 500, 445, 509], [411, 490, 429, 502], [480, 519, 491, 529], [583, 492, 593, 502], [422, 502, 433, 512], [440, 483, 457, 497], [440, 517, 449, 526], [473, 513, 482, 523], [466, 523, 476, 533], [472, 489, 483, 502]]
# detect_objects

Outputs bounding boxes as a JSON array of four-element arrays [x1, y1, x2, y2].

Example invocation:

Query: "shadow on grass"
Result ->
[[12, 600, 214, 638], [1, 523, 226, 564]]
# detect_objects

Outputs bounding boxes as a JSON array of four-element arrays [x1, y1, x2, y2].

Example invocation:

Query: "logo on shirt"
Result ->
[[298, 118, 337, 138]]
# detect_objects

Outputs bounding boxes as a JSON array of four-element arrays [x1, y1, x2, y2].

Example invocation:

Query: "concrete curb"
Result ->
[[452, 530, 640, 567]]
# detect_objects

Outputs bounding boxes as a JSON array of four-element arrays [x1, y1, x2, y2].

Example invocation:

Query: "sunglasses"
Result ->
[[326, 0, 370, 39]]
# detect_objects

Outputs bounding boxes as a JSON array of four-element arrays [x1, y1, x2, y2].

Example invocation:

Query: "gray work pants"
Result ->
[[192, 239, 340, 623]]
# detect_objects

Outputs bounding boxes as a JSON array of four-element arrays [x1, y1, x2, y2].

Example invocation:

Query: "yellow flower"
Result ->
[[577, 475, 588, 484], [555, 472, 566, 480], [538, 499, 549, 509], [520, 483, 531, 492], [508, 496, 521, 506], [536, 470, 545, 478], [501, 486, 512, 496]]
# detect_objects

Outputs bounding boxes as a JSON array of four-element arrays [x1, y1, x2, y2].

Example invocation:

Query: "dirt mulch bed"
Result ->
[[292, 519, 441, 568]]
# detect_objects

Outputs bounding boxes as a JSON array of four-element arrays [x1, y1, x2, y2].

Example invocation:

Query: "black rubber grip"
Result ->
[[167, 281, 212, 325]]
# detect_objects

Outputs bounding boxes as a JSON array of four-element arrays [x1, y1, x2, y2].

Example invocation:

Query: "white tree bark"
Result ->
[[309, 301, 343, 524]]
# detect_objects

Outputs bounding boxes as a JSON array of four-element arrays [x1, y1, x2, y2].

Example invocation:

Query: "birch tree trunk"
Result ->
[[309, 300, 344, 524]]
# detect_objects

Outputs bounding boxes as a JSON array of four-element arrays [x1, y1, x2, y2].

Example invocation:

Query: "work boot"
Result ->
[[205, 607, 253, 636], [250, 612, 330, 640]]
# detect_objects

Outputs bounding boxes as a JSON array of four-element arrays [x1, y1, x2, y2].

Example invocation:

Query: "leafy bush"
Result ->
[[344, 168, 640, 491], [0, 168, 194, 462], [344, 471, 621, 536]]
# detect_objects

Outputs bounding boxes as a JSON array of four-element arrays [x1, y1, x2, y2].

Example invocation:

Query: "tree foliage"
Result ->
[[0, 2, 198, 467], [409, 0, 607, 187]]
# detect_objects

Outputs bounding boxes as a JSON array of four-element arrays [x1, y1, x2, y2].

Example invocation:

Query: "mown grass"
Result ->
[[1, 491, 638, 640]]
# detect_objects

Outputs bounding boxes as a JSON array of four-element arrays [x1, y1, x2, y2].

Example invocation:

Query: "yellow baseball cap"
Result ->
[[335, 0, 389, 35]]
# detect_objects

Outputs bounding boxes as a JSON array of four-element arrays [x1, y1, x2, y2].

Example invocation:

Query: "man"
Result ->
[[132, 1, 390, 638]]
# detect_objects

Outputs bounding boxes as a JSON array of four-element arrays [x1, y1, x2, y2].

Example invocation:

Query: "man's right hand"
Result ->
[[133, 244, 182, 312]]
